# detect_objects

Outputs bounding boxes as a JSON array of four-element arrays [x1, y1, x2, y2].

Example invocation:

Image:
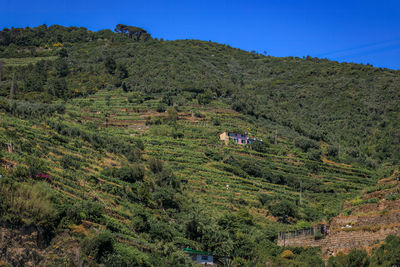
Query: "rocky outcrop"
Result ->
[[0, 224, 82, 266]]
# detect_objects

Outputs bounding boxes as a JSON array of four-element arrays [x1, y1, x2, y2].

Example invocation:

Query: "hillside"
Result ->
[[0, 25, 399, 266]]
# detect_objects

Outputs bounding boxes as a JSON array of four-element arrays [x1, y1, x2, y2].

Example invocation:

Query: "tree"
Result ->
[[58, 48, 68, 58], [149, 158, 163, 173], [105, 56, 116, 75], [54, 58, 69, 77], [167, 107, 178, 122], [268, 200, 297, 223], [116, 64, 128, 79], [197, 90, 213, 105], [114, 24, 151, 41], [48, 78, 68, 98]]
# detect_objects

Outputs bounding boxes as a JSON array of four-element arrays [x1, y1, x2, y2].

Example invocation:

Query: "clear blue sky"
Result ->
[[1, 0, 400, 69]]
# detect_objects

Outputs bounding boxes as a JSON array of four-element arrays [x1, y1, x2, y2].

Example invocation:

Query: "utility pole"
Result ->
[[274, 129, 278, 145]]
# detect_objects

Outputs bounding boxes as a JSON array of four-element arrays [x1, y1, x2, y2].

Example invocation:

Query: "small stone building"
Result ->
[[219, 132, 258, 145]]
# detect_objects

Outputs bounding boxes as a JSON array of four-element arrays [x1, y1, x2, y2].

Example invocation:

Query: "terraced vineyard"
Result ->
[[67, 88, 375, 213], [0, 87, 378, 265]]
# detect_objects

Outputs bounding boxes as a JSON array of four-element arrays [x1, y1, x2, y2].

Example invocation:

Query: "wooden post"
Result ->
[[274, 129, 278, 145]]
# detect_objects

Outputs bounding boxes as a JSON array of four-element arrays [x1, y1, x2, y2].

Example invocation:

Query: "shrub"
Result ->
[[204, 149, 224, 161], [294, 136, 319, 152], [347, 249, 369, 267], [305, 160, 321, 174], [10, 165, 29, 180], [82, 231, 115, 263], [327, 145, 339, 158], [156, 103, 166, 112], [167, 251, 196, 267], [0, 182, 57, 227], [281, 249, 294, 259], [153, 186, 181, 210], [268, 200, 298, 222], [307, 148, 322, 162], [103, 243, 151, 267], [61, 200, 105, 225], [26, 157, 47, 178], [166, 107, 178, 122], [249, 140, 268, 153], [197, 91, 213, 105], [257, 193, 274, 206], [149, 218, 174, 241], [112, 164, 145, 183], [149, 158, 163, 173], [314, 232, 324, 240], [370, 235, 400, 266]]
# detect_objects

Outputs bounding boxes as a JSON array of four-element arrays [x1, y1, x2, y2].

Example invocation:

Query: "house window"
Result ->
[[241, 139, 245, 144], [234, 138, 238, 143], [201, 256, 209, 261]]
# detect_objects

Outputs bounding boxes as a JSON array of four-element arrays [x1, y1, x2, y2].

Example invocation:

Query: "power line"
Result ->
[[316, 38, 400, 58]]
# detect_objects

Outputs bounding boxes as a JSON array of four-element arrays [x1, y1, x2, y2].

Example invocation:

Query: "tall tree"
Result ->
[[114, 24, 150, 41], [105, 56, 116, 75], [54, 58, 69, 77]]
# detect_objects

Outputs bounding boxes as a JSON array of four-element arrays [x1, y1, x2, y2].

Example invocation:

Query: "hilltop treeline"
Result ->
[[0, 24, 151, 47]]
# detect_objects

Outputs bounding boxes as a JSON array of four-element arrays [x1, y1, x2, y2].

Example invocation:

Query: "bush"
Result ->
[[103, 243, 151, 267], [167, 251, 196, 267], [61, 200, 105, 225], [26, 157, 47, 178], [258, 193, 274, 206], [110, 164, 145, 183], [149, 158, 163, 173], [294, 136, 319, 152], [204, 148, 224, 161], [156, 103, 166, 112], [249, 140, 268, 153], [0, 182, 57, 227], [7, 100, 65, 119], [281, 249, 294, 259], [82, 231, 115, 263], [166, 107, 178, 122], [347, 250, 369, 267], [268, 200, 298, 222], [370, 235, 400, 266], [327, 145, 339, 158], [307, 148, 322, 162], [197, 91, 213, 105]]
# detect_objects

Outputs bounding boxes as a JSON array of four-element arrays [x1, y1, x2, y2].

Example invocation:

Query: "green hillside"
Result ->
[[0, 25, 399, 266]]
